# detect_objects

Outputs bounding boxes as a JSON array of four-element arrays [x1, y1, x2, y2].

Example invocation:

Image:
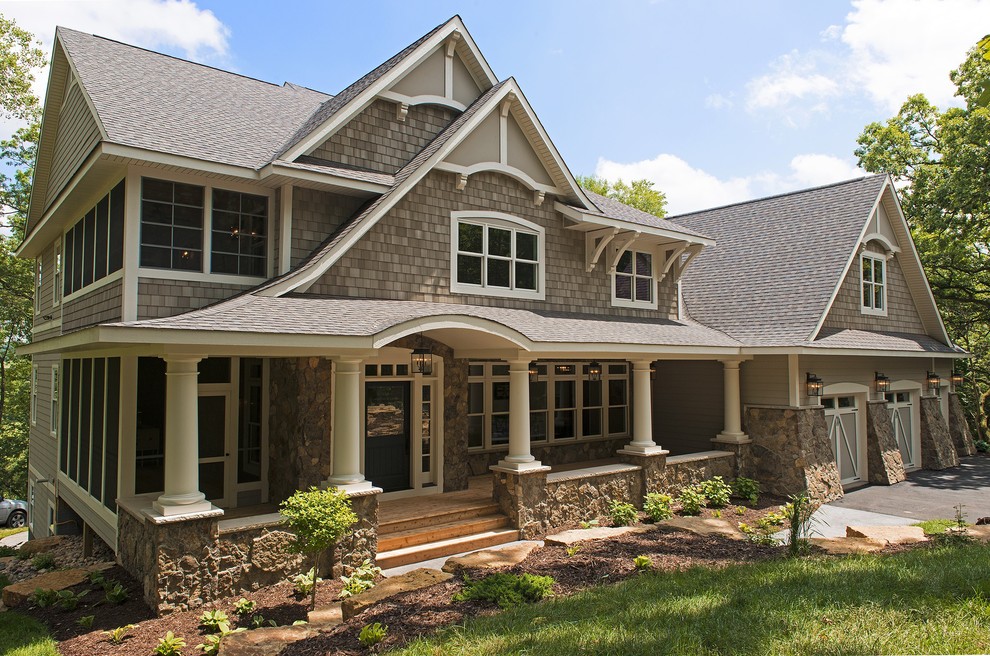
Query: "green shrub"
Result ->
[[291, 568, 320, 597], [633, 555, 652, 571], [233, 597, 256, 616], [975, 439, 989, 453], [579, 519, 600, 529], [734, 506, 747, 516], [31, 552, 55, 570], [609, 500, 638, 526], [104, 582, 129, 605], [732, 477, 761, 505], [339, 558, 382, 599], [454, 573, 555, 608], [87, 570, 105, 586], [30, 588, 59, 607], [76, 615, 95, 630], [643, 492, 673, 522], [785, 492, 814, 557], [0, 545, 18, 558], [56, 589, 88, 611], [196, 634, 223, 655], [678, 485, 707, 516], [199, 609, 231, 634], [153, 631, 186, 656], [103, 624, 136, 645], [250, 614, 276, 629], [565, 545, 581, 557], [700, 476, 732, 508], [358, 622, 388, 647], [738, 522, 779, 546]]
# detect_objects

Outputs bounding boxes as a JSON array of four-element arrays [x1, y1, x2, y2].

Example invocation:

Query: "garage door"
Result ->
[[823, 395, 862, 486], [886, 391, 917, 470]]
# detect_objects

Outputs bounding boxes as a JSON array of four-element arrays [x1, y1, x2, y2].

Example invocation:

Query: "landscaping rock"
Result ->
[[17, 536, 62, 557], [965, 525, 990, 542], [846, 525, 927, 544], [1, 567, 90, 607], [810, 537, 886, 554], [661, 517, 745, 541], [307, 602, 343, 627], [442, 542, 539, 572], [341, 568, 452, 621], [218, 625, 318, 656], [544, 526, 649, 546]]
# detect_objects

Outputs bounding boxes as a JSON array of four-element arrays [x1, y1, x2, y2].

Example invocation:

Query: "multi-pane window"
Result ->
[[614, 250, 654, 307], [34, 258, 42, 315], [467, 361, 628, 450], [452, 215, 543, 298], [63, 179, 124, 296], [861, 253, 886, 314], [50, 364, 59, 438], [211, 190, 268, 276], [140, 178, 204, 271]]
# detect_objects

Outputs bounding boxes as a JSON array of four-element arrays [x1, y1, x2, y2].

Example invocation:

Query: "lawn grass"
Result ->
[[0, 526, 28, 540], [392, 542, 990, 656], [0, 612, 58, 656], [913, 519, 965, 535]]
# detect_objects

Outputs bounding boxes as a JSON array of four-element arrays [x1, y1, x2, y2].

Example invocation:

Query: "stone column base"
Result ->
[[948, 393, 977, 457], [710, 438, 754, 478], [865, 400, 905, 485], [617, 449, 668, 499], [920, 396, 960, 470], [492, 466, 550, 539], [336, 487, 381, 577]]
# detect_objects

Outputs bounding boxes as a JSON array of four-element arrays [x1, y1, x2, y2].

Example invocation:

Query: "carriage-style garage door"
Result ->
[[886, 391, 918, 470], [823, 395, 863, 486]]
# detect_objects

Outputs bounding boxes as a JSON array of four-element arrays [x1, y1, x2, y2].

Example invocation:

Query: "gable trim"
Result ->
[[434, 161, 557, 194], [378, 90, 468, 112]]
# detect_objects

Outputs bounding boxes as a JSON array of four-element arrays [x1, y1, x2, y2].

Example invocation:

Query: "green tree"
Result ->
[[279, 486, 357, 609], [855, 42, 990, 439], [0, 13, 44, 498], [577, 175, 668, 218]]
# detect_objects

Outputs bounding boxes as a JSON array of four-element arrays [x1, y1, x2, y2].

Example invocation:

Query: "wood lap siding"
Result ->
[[653, 360, 723, 454], [137, 278, 255, 319], [46, 81, 101, 208], [28, 356, 59, 477], [308, 169, 680, 320], [741, 355, 790, 406], [62, 279, 122, 332]]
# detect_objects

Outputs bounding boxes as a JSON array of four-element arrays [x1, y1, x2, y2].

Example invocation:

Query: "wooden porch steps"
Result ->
[[378, 500, 503, 535], [378, 514, 511, 552], [376, 527, 520, 570]]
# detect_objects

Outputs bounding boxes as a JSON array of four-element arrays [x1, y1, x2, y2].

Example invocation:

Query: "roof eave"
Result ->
[[554, 201, 715, 247]]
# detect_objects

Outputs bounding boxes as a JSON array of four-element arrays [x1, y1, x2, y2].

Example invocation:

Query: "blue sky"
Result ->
[[3, 0, 988, 213]]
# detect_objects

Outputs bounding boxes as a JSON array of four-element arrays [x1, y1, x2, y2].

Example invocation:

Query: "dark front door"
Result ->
[[365, 381, 411, 493]]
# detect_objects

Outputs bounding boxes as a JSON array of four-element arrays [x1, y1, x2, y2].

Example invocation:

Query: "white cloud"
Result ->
[[595, 153, 862, 215], [704, 93, 734, 110], [745, 52, 839, 113]]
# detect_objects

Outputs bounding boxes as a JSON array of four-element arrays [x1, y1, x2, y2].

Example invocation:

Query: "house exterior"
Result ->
[[17, 17, 972, 612]]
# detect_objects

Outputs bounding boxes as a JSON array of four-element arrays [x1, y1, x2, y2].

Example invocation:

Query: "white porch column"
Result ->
[[622, 360, 665, 455], [153, 355, 212, 516], [714, 360, 750, 444], [495, 359, 543, 471], [327, 358, 372, 491]]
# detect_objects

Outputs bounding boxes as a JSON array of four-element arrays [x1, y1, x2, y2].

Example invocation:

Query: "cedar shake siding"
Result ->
[[137, 278, 255, 320], [290, 188, 367, 268], [308, 169, 679, 319], [62, 279, 122, 331], [309, 100, 457, 174], [822, 243, 926, 335]]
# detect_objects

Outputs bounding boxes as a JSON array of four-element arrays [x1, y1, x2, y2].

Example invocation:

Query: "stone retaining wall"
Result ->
[[865, 400, 905, 485], [948, 393, 977, 457], [920, 396, 960, 470]]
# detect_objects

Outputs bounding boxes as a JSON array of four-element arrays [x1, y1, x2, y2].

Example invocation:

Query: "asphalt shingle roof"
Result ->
[[672, 175, 888, 346], [811, 328, 960, 353], [581, 191, 711, 240], [57, 27, 331, 170]]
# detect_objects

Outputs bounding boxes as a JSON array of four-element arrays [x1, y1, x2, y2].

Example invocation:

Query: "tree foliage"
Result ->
[[577, 175, 668, 218], [855, 43, 990, 439]]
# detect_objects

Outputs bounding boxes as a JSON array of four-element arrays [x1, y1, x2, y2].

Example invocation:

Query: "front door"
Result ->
[[198, 393, 233, 506], [824, 395, 862, 486], [365, 381, 411, 493]]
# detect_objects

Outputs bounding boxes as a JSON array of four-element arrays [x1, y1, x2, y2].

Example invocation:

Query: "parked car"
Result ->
[[0, 497, 27, 528]]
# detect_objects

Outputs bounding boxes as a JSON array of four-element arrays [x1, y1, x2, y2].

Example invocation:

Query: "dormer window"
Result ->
[[450, 211, 544, 300], [612, 250, 656, 309], [861, 252, 887, 316]]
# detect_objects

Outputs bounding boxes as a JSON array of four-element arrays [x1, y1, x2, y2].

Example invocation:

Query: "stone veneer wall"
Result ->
[[268, 357, 332, 503], [744, 406, 842, 503], [948, 393, 977, 457], [920, 396, 960, 470], [465, 437, 630, 477], [865, 400, 905, 485]]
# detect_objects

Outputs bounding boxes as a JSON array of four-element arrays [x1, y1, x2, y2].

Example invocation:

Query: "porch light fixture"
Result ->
[[587, 361, 603, 381], [411, 348, 433, 375], [650, 362, 657, 381], [529, 361, 540, 383], [950, 371, 964, 387], [927, 371, 942, 394], [806, 373, 824, 398], [875, 372, 890, 394]]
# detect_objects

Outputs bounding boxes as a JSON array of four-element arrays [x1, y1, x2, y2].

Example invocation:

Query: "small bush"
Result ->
[[678, 485, 707, 516], [153, 631, 186, 656], [197, 634, 223, 655], [732, 477, 761, 505], [199, 609, 231, 634], [291, 568, 320, 596], [0, 545, 18, 558], [643, 493, 673, 522], [633, 555, 652, 571], [358, 622, 388, 647], [87, 570, 105, 586], [76, 615, 95, 630], [579, 519, 599, 529], [914, 519, 965, 535], [975, 439, 989, 453], [104, 582, 129, 605], [30, 588, 59, 607], [339, 559, 382, 599], [609, 500, 638, 526], [738, 522, 779, 546], [56, 589, 88, 611], [233, 597, 256, 616], [31, 552, 55, 570], [785, 492, 814, 556], [250, 614, 276, 629], [700, 476, 732, 508], [454, 573, 555, 608], [565, 545, 582, 557], [734, 506, 746, 516], [103, 624, 136, 645]]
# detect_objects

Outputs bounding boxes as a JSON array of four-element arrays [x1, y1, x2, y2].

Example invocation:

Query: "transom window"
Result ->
[[861, 252, 886, 315], [467, 361, 628, 450], [451, 213, 544, 300], [613, 249, 655, 308]]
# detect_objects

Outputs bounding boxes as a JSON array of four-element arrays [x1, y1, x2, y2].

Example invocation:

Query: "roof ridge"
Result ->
[[56, 26, 330, 96], [667, 174, 886, 220]]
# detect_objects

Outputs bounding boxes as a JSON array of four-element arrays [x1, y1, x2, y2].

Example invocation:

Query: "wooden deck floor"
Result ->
[[378, 475, 495, 526]]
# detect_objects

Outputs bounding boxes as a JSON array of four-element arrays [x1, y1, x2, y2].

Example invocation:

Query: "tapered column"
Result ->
[[621, 360, 665, 455], [714, 360, 750, 444], [327, 358, 371, 490], [495, 359, 543, 471], [153, 355, 212, 516]]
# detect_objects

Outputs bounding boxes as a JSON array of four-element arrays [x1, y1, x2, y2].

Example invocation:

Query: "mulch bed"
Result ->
[[15, 496, 817, 655]]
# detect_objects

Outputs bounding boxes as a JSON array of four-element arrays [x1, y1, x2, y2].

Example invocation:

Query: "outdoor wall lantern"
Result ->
[[950, 371, 964, 388], [649, 362, 657, 381], [529, 361, 540, 383], [588, 361, 603, 381], [875, 372, 891, 394], [927, 371, 942, 394], [806, 373, 824, 398], [411, 347, 433, 375]]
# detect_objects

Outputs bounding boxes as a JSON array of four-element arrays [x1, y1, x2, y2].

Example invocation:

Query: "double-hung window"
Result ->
[[613, 249, 656, 308], [861, 253, 886, 315], [451, 212, 544, 300]]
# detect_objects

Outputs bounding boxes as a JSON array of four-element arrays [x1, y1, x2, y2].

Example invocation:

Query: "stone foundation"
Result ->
[[744, 406, 842, 503], [710, 440, 755, 478], [467, 437, 629, 476], [948, 393, 977, 457], [865, 400, 905, 485], [920, 396, 960, 470]]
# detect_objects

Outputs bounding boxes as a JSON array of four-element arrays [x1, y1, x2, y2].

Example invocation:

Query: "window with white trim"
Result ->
[[34, 258, 42, 315], [613, 250, 656, 308], [30, 365, 38, 426], [53, 242, 62, 307], [50, 364, 59, 437], [451, 214, 544, 299], [861, 253, 886, 315], [467, 361, 628, 450]]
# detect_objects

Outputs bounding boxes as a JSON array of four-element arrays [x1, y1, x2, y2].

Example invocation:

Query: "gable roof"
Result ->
[[672, 175, 895, 346]]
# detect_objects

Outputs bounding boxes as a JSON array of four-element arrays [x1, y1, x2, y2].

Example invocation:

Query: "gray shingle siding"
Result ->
[[62, 279, 122, 331], [290, 188, 367, 268], [137, 278, 254, 320]]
